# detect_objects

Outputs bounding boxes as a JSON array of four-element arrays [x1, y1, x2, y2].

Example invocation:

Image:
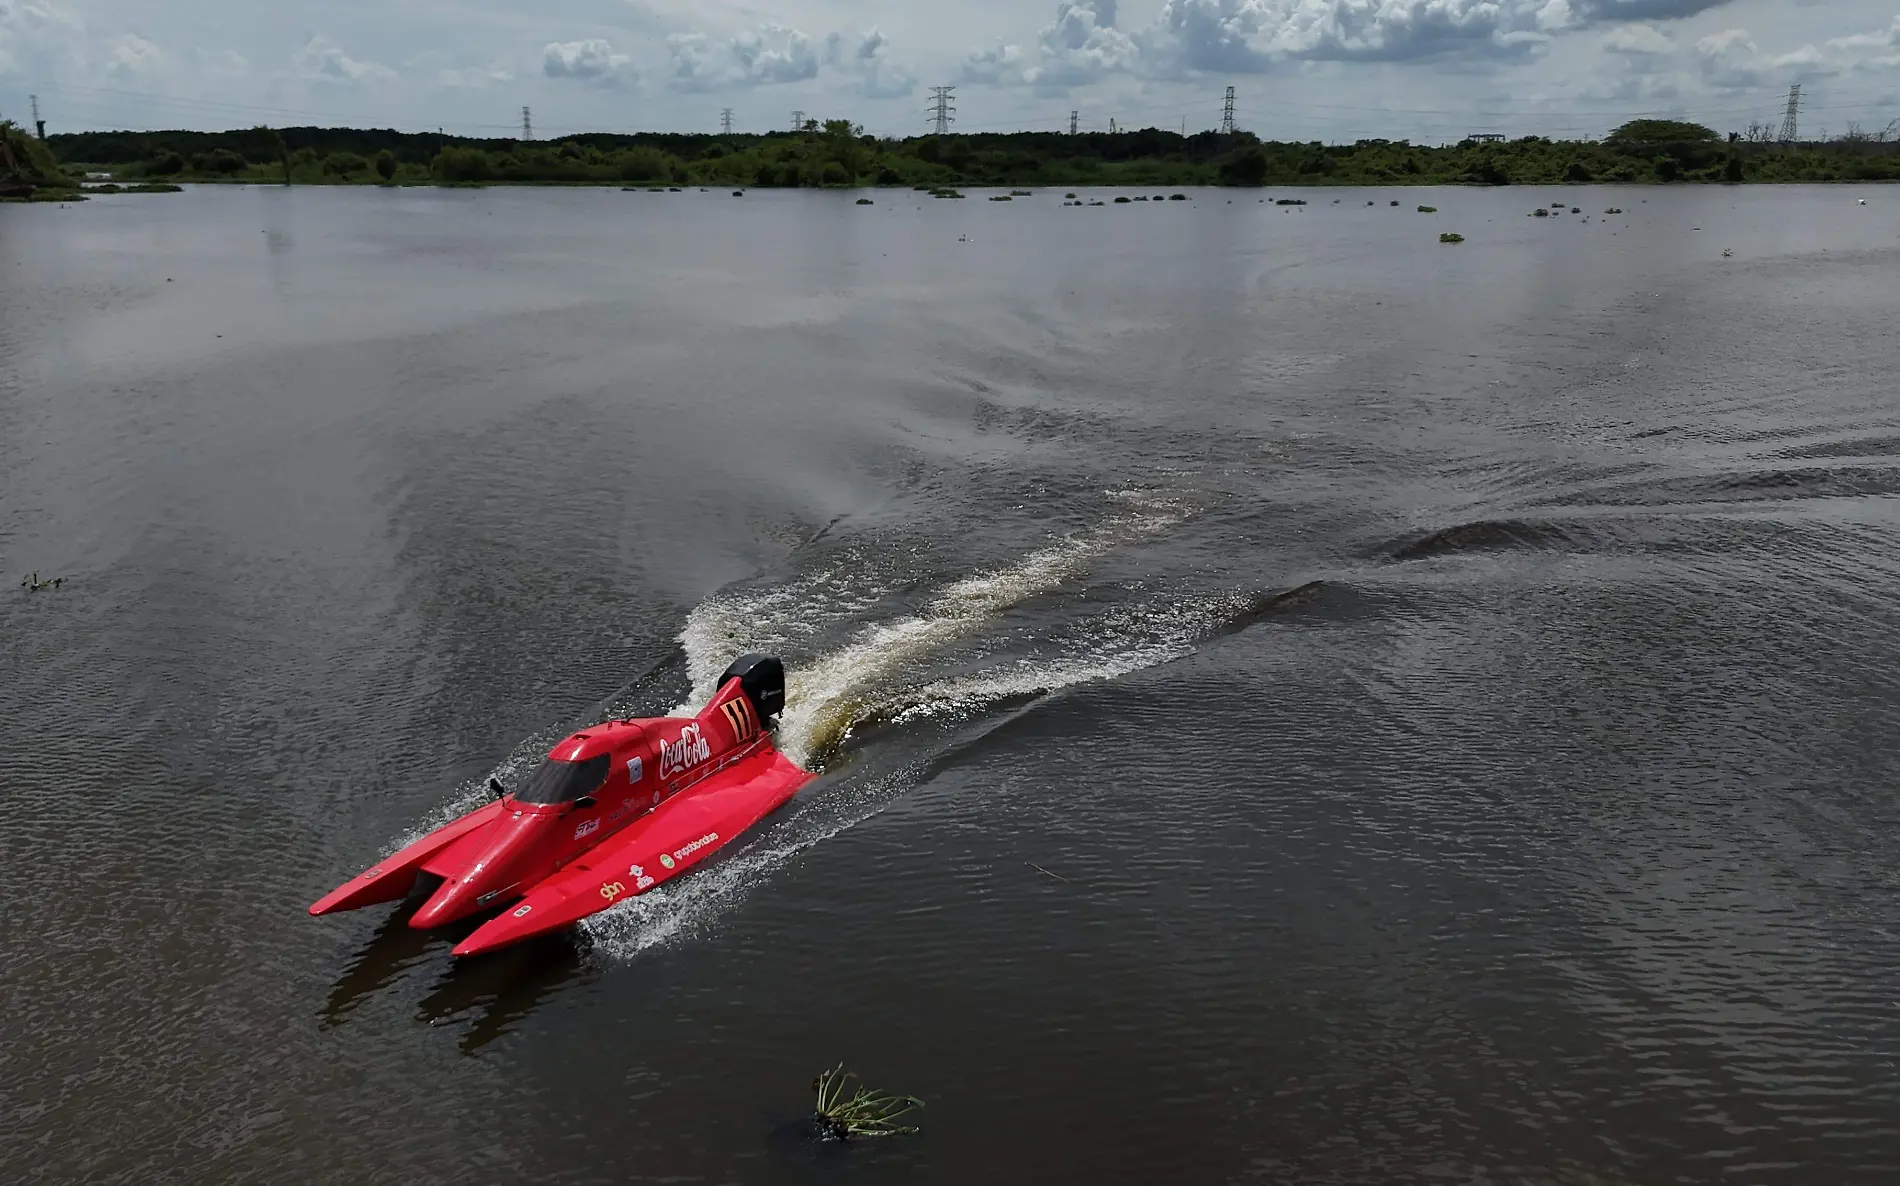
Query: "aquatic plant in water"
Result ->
[[1440, 232, 1465, 243], [811, 1066, 922, 1141], [1533, 208, 1550, 217], [989, 194, 1011, 201], [1114, 195, 1131, 203], [1417, 205, 1437, 213], [855, 198, 873, 205]]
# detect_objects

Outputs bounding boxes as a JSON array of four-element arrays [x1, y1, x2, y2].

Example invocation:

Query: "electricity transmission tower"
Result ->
[[1070, 110, 1079, 135], [791, 110, 805, 133], [928, 87, 956, 135], [1109, 117, 1118, 134], [521, 106, 533, 140], [1778, 84, 1801, 144], [720, 108, 733, 134], [1220, 86, 1236, 135], [30, 93, 45, 139]]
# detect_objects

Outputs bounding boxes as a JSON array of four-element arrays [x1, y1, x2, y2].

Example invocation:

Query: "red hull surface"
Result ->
[[309, 664, 813, 955]]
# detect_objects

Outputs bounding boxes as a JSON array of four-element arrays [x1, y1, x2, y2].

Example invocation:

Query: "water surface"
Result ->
[[4, 183, 1900, 1184]]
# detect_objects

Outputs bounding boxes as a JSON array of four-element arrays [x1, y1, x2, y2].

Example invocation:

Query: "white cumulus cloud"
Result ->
[[1603, 23, 1675, 56], [105, 31, 162, 76], [668, 24, 820, 92], [961, 41, 1028, 84], [965, 0, 1764, 83], [0, 0, 84, 76], [439, 61, 514, 89], [292, 34, 391, 84], [543, 38, 635, 87], [824, 28, 917, 99]]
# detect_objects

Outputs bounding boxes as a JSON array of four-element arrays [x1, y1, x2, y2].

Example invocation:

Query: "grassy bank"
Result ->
[[44, 118, 1900, 192]]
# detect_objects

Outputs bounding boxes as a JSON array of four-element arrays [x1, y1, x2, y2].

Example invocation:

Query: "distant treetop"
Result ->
[[1607, 119, 1719, 144]]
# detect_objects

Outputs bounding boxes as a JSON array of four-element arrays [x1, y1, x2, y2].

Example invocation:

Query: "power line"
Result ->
[[16, 75, 1900, 144], [928, 86, 955, 136], [1220, 85, 1236, 136], [720, 107, 733, 134]]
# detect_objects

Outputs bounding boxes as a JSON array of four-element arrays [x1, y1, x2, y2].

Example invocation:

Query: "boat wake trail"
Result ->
[[394, 491, 1289, 962], [674, 490, 1193, 766], [584, 493, 1274, 959]]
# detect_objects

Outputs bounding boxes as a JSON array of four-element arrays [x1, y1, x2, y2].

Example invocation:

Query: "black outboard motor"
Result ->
[[718, 654, 787, 722]]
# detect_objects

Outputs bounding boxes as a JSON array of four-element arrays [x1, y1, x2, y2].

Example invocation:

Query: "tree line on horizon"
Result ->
[[40, 118, 1900, 190]]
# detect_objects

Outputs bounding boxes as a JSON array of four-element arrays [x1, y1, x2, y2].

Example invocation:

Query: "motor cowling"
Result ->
[[719, 654, 786, 721]]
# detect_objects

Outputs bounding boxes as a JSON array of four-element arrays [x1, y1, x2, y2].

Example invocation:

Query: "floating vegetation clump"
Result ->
[[1065, 192, 1077, 198], [732, 190, 745, 196], [1275, 198, 1306, 206], [1114, 195, 1132, 203], [1440, 232, 1465, 244], [855, 197, 873, 205], [1417, 205, 1437, 213], [648, 187, 665, 192], [1570, 206, 1581, 213], [989, 194, 1012, 201], [1010, 189, 1032, 196], [1169, 193, 1187, 200], [1532, 207, 1550, 217], [811, 1066, 922, 1141], [1390, 200, 1400, 206], [1604, 207, 1624, 214], [20, 571, 65, 592], [669, 186, 682, 192], [929, 187, 965, 199], [1087, 199, 1106, 206]]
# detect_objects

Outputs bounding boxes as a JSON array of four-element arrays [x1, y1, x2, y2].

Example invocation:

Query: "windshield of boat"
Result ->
[[513, 754, 610, 805]]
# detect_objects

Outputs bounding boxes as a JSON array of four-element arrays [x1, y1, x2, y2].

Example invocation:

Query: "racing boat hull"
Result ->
[[309, 655, 813, 956]]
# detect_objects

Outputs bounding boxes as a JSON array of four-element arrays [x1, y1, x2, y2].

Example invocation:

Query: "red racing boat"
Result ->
[[309, 655, 811, 956]]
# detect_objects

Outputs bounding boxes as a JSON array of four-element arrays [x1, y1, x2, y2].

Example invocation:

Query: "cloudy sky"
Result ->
[[3, 0, 1898, 142]]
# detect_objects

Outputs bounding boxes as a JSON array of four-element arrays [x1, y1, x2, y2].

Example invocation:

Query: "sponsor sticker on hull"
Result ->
[[720, 697, 758, 742], [674, 832, 720, 862], [658, 723, 711, 779]]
